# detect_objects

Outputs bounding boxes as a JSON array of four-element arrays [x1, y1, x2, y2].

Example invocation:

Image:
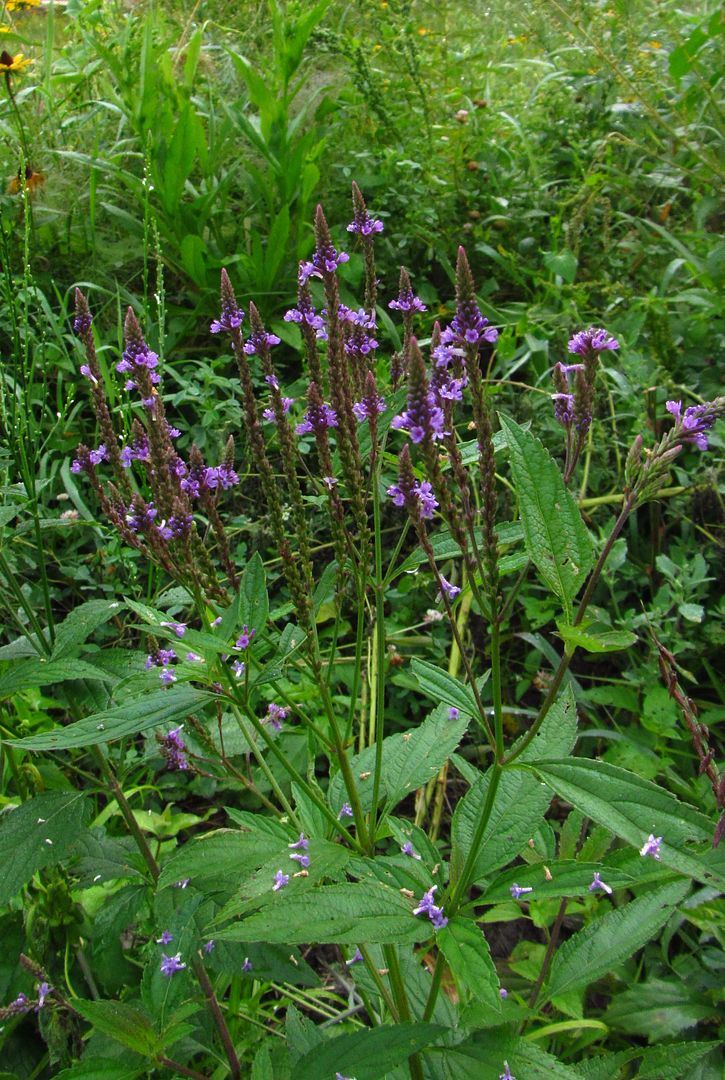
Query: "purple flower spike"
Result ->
[[243, 329, 281, 356], [211, 271, 244, 334], [159, 725, 188, 770], [156, 930, 174, 945], [413, 885, 448, 930], [338, 803, 353, 820], [296, 401, 338, 436], [6, 992, 32, 1016], [589, 872, 613, 895], [401, 841, 422, 860], [273, 870, 290, 891], [160, 953, 186, 977], [264, 703, 289, 731], [387, 479, 439, 520], [666, 399, 723, 451], [568, 327, 619, 356], [510, 883, 533, 900], [640, 834, 663, 860]]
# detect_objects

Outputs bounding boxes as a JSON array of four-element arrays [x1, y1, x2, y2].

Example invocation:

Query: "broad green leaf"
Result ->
[[577, 1051, 641, 1080], [556, 621, 637, 654], [635, 1040, 720, 1079], [451, 1029, 586, 1079], [74, 1000, 159, 1057], [55, 1061, 144, 1080], [294, 1022, 446, 1080], [411, 658, 482, 717], [51, 599, 126, 660], [481, 856, 671, 903], [500, 414, 593, 620], [157, 826, 288, 891], [544, 249, 578, 283], [523, 758, 723, 888], [604, 978, 714, 1040], [0, 792, 90, 906], [452, 687, 577, 883], [437, 918, 502, 1013], [545, 880, 690, 1000], [328, 703, 470, 815], [9, 686, 211, 750], [217, 882, 430, 945], [396, 520, 524, 576], [239, 551, 269, 632], [0, 658, 114, 698]]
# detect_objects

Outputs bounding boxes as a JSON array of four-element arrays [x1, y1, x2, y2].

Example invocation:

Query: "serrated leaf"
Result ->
[[452, 688, 577, 883], [295, 1022, 446, 1080], [500, 414, 593, 620], [217, 882, 430, 945], [328, 703, 470, 815], [55, 1060, 144, 1080], [396, 520, 523, 575], [51, 600, 126, 660], [8, 686, 211, 750], [74, 999, 159, 1057], [410, 658, 482, 716], [157, 826, 288, 891], [604, 978, 714, 1040], [523, 758, 723, 888], [0, 792, 90, 907], [437, 918, 502, 1013], [451, 1029, 586, 1079], [556, 622, 637, 654], [545, 880, 690, 1000], [239, 551, 269, 631], [0, 658, 114, 698], [635, 1040, 720, 1079]]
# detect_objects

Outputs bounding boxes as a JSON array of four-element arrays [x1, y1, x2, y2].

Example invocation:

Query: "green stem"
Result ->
[[382, 946, 424, 1080], [369, 462, 387, 843], [448, 760, 503, 910], [422, 950, 445, 1022]]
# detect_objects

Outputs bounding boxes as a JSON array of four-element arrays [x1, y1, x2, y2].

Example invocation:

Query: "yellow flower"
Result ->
[[0, 49, 33, 71], [8, 165, 45, 194], [417, 27, 428, 36], [649, 40, 662, 48], [0, 26, 10, 33], [6, 0, 41, 11]]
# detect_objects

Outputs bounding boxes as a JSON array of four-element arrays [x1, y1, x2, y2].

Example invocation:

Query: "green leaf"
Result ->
[[635, 1041, 721, 1079], [0, 792, 90, 907], [411, 658, 482, 717], [544, 249, 578, 283], [452, 688, 577, 883], [556, 621, 637, 654], [217, 882, 430, 945], [481, 856, 670, 903], [500, 414, 593, 620], [328, 703, 470, 815], [294, 1022, 446, 1080], [523, 758, 723, 888], [604, 978, 714, 1040], [8, 686, 211, 750], [51, 600, 126, 660], [157, 826, 288, 891], [239, 551, 269, 631], [437, 918, 502, 1013], [0, 658, 114, 698], [451, 1030, 586, 1079], [546, 880, 690, 1000], [74, 1000, 159, 1057], [55, 1060, 144, 1080]]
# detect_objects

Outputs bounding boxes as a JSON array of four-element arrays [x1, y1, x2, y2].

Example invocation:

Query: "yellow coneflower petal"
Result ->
[[6, 0, 42, 12], [0, 50, 33, 71]]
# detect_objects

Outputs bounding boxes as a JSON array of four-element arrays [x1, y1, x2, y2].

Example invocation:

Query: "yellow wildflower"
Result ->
[[0, 50, 33, 72], [8, 165, 45, 195], [417, 27, 428, 36], [649, 40, 662, 49], [6, 0, 41, 10]]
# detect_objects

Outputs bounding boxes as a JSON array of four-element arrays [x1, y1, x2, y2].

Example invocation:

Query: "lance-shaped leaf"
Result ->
[[437, 918, 502, 1013], [294, 1022, 447, 1080], [0, 658, 114, 699], [0, 792, 90, 906], [500, 413, 593, 620]]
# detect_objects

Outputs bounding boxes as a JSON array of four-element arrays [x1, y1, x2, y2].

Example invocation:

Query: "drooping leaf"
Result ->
[[55, 1060, 144, 1080], [411, 658, 482, 717], [523, 758, 723, 888], [556, 621, 637, 654], [9, 686, 211, 750], [437, 918, 502, 1013], [294, 1022, 446, 1080], [157, 826, 288, 891], [328, 703, 470, 816], [545, 880, 690, 1000], [450, 1029, 586, 1079], [0, 792, 90, 907], [217, 882, 430, 945], [0, 658, 114, 698], [500, 414, 593, 620], [73, 1000, 159, 1057]]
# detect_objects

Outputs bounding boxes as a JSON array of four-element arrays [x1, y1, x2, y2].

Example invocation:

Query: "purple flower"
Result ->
[[510, 883, 533, 900], [499, 1062, 516, 1080], [211, 616, 223, 627], [640, 834, 663, 860], [347, 209, 384, 235], [551, 392, 575, 426], [203, 940, 215, 954], [263, 397, 294, 423], [185, 651, 203, 663], [589, 872, 612, 895], [346, 948, 364, 966], [323, 475, 338, 489], [159, 725, 188, 770], [568, 327, 619, 356], [211, 299, 244, 335], [284, 299, 328, 340], [242, 957, 253, 972], [273, 870, 289, 891], [353, 394, 386, 422], [80, 363, 98, 385], [288, 832, 309, 851], [338, 803, 353, 820], [231, 659, 245, 678], [666, 399, 722, 451], [244, 329, 281, 356], [296, 401, 338, 436], [412, 885, 448, 930], [159, 667, 176, 686], [126, 500, 157, 533], [74, 311, 92, 335], [158, 648, 177, 665], [499, 987, 508, 1000], [289, 852, 310, 868], [387, 479, 438, 520], [120, 435, 150, 467], [448, 707, 460, 721], [441, 295, 498, 349], [401, 841, 421, 860], [116, 337, 159, 375], [35, 983, 52, 1011], [389, 288, 426, 313], [6, 992, 32, 1016], [160, 953, 186, 977], [204, 464, 239, 491], [160, 621, 187, 638], [303, 240, 350, 278], [438, 575, 461, 601], [156, 930, 174, 944], [336, 1074, 354, 1080], [235, 625, 256, 650]]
